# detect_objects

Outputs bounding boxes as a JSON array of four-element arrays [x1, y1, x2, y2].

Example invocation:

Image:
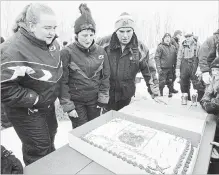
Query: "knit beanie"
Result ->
[[162, 33, 171, 41], [115, 12, 135, 32], [173, 30, 182, 37], [74, 3, 96, 34]]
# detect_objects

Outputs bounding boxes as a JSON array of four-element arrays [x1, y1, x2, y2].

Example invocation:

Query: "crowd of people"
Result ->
[[1, 2, 219, 174]]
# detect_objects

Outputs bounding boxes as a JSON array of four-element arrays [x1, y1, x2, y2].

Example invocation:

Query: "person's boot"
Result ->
[[168, 88, 173, 98], [187, 91, 191, 101], [171, 88, 178, 94], [160, 88, 164, 96]]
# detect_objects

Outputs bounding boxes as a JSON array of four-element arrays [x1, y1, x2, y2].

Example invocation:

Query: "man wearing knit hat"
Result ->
[[60, 3, 110, 128], [176, 32, 204, 101], [155, 33, 177, 97], [97, 12, 162, 111]]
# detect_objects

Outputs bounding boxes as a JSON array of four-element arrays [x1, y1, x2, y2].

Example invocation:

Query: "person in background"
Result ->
[[155, 33, 177, 97], [1, 3, 62, 165], [171, 30, 182, 53], [60, 3, 110, 128], [200, 57, 219, 174], [97, 12, 162, 111], [175, 32, 203, 101], [199, 29, 219, 86], [62, 41, 68, 47], [170, 30, 182, 94]]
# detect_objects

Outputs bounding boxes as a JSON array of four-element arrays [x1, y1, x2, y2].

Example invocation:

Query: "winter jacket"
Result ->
[[1, 145, 23, 174], [199, 29, 219, 73], [59, 41, 110, 113], [1, 27, 63, 110], [154, 42, 177, 71], [97, 32, 158, 102], [200, 77, 219, 115], [176, 39, 200, 69], [170, 37, 180, 53]]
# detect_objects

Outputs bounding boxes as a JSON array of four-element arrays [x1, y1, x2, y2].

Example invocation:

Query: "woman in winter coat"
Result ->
[[1, 3, 62, 165], [60, 4, 110, 129]]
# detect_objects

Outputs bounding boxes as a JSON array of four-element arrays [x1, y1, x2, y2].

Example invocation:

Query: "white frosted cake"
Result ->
[[82, 118, 195, 174]]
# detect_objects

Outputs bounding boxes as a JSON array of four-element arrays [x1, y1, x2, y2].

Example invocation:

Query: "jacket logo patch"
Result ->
[[98, 55, 104, 59], [49, 45, 56, 52]]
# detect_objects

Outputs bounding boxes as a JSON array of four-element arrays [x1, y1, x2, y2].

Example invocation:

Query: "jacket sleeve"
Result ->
[[59, 49, 75, 113], [176, 44, 184, 69], [198, 37, 214, 73], [200, 83, 219, 114], [98, 51, 110, 104], [139, 43, 159, 95], [1, 54, 38, 108], [154, 45, 162, 72]]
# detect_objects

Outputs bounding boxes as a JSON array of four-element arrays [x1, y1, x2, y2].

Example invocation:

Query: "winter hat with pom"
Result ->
[[115, 12, 135, 32], [74, 3, 96, 34]]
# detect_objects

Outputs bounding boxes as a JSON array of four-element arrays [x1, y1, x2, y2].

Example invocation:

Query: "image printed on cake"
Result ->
[[82, 118, 196, 174]]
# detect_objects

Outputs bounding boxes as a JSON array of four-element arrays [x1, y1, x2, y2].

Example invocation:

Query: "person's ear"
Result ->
[[29, 22, 36, 33]]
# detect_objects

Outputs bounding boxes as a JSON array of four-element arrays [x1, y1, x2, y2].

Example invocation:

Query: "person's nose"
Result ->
[[49, 28, 56, 36], [122, 32, 128, 38]]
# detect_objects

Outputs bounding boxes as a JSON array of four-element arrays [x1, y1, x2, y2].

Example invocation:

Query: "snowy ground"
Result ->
[[1, 74, 182, 166]]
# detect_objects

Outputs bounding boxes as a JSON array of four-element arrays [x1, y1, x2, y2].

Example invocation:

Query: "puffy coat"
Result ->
[[97, 32, 158, 102], [200, 77, 219, 115], [1, 27, 63, 111], [199, 29, 219, 73], [154, 42, 177, 71], [176, 39, 200, 69], [59, 41, 110, 112]]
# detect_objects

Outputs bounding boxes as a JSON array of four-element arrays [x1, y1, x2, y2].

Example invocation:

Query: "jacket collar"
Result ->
[[20, 27, 57, 50], [74, 40, 96, 53], [173, 37, 179, 43], [109, 32, 139, 51], [161, 42, 171, 46]]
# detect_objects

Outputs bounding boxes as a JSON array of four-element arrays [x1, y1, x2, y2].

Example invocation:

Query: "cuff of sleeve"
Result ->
[[59, 98, 75, 113]]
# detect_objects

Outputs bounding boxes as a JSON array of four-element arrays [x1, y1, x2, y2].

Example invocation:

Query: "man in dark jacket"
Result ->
[[200, 57, 219, 174], [155, 33, 177, 97], [97, 12, 160, 111], [200, 57, 219, 114], [170, 30, 182, 93], [1, 3, 62, 165], [199, 29, 219, 85]]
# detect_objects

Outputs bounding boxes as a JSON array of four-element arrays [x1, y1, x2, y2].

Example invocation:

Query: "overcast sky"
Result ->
[[1, 1, 218, 43]]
